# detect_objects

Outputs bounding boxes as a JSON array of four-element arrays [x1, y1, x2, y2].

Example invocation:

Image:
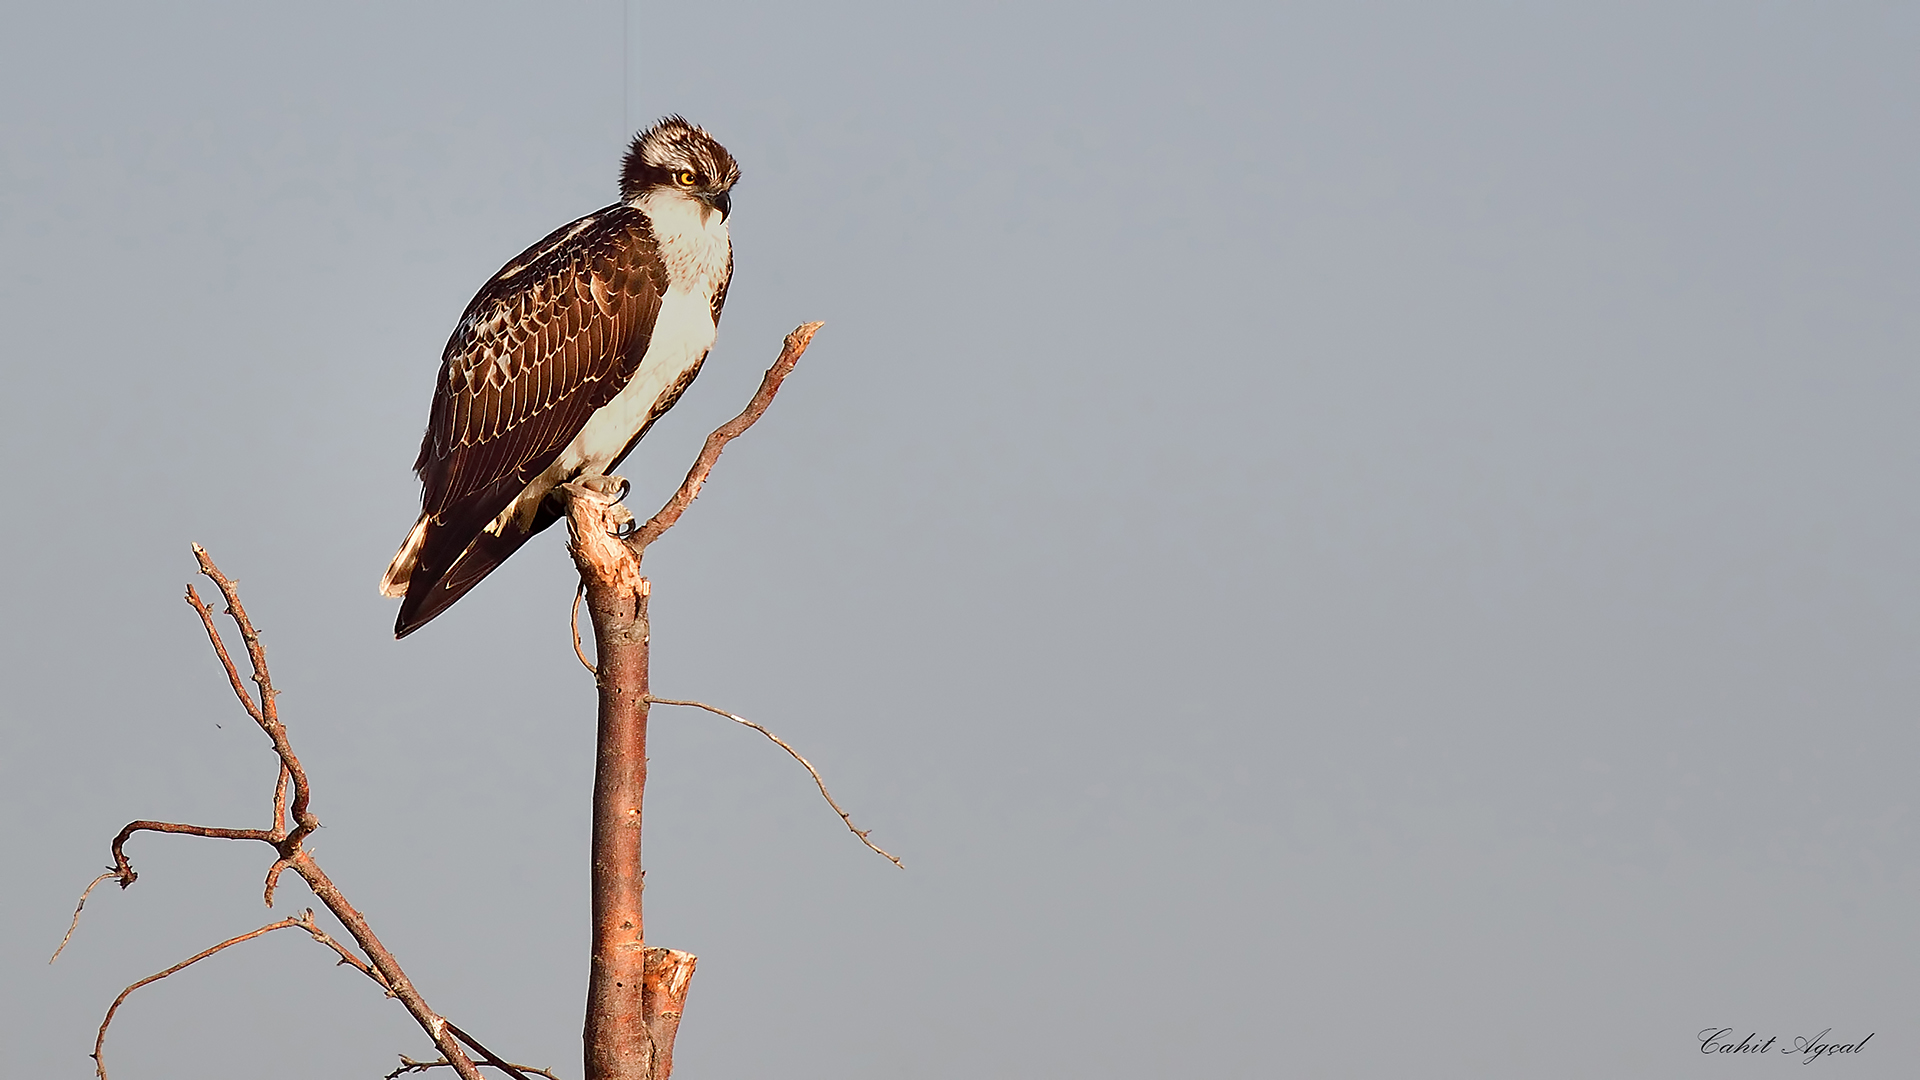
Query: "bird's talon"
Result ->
[[605, 503, 637, 538]]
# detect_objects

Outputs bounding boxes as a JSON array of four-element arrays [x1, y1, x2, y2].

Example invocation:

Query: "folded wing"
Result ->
[[393, 206, 667, 636]]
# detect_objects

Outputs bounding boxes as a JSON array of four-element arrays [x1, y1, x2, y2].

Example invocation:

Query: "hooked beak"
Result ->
[[710, 190, 731, 221]]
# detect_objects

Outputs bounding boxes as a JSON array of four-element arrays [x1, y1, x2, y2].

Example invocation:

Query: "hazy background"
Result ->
[[3, 3, 1916, 1077]]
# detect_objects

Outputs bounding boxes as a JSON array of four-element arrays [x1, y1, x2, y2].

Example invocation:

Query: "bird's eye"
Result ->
[[676, 169, 698, 187]]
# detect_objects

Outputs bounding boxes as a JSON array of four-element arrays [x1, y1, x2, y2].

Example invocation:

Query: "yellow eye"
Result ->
[[676, 169, 698, 187]]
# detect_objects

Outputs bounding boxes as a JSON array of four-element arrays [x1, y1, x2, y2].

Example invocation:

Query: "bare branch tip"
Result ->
[[49, 872, 117, 964], [785, 321, 824, 351], [647, 695, 904, 866]]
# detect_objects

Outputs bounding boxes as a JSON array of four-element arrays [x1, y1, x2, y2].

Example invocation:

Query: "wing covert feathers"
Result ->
[[392, 205, 668, 637]]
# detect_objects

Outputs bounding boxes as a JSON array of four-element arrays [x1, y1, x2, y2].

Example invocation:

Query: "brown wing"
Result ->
[[397, 205, 666, 634]]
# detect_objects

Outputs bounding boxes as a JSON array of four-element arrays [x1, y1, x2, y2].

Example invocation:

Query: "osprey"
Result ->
[[381, 116, 738, 638]]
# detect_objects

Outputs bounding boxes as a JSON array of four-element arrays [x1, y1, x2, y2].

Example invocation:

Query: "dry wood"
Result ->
[[639, 948, 697, 1079], [64, 549, 501, 1080], [568, 486, 656, 1079], [566, 321, 823, 1080], [630, 321, 822, 549]]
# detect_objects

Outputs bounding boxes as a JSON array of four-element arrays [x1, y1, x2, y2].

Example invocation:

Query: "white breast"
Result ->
[[556, 283, 715, 475], [487, 191, 730, 536], [561, 189, 731, 472]]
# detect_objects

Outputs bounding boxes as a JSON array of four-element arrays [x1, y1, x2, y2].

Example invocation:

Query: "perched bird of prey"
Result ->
[[381, 116, 738, 637]]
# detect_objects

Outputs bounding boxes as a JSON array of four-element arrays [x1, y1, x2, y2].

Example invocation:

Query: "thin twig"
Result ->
[[182, 581, 265, 726], [49, 872, 115, 963], [447, 1022, 540, 1080], [285, 915, 539, 1078], [571, 583, 597, 675], [181, 585, 310, 849], [189, 545, 319, 845], [91, 908, 417, 1080], [93, 916, 306, 1080], [290, 908, 390, 991], [631, 321, 822, 550], [647, 697, 902, 867], [387, 1056, 563, 1080]]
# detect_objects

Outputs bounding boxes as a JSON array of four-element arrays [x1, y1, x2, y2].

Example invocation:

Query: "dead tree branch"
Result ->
[[566, 487, 655, 1080], [62, 549, 511, 1080], [630, 321, 822, 550], [565, 321, 821, 1080], [647, 697, 902, 867]]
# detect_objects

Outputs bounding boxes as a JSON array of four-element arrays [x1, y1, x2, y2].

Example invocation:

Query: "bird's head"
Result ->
[[620, 115, 739, 221]]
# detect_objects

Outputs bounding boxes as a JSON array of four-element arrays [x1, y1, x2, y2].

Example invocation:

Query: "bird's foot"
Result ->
[[560, 475, 636, 537], [578, 475, 636, 537], [575, 474, 631, 503]]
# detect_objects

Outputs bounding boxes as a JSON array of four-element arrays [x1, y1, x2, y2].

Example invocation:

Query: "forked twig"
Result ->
[[185, 547, 317, 846], [63, 549, 493, 1080], [298, 909, 392, 991], [647, 697, 902, 867]]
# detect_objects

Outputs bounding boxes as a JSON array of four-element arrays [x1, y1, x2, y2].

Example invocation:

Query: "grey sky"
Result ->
[[3, 3, 1916, 1077]]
